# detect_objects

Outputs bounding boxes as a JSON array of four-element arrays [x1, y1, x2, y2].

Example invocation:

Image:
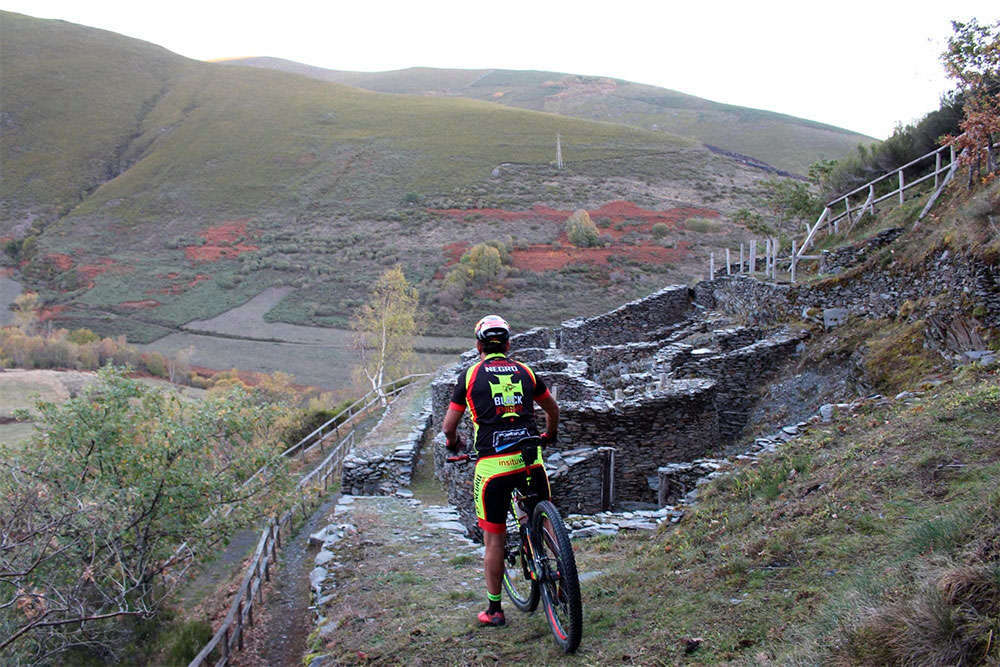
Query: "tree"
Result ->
[[565, 209, 601, 247], [758, 178, 824, 227], [941, 19, 1000, 178], [11, 291, 40, 334], [0, 367, 291, 663], [441, 239, 512, 298], [352, 266, 419, 405]]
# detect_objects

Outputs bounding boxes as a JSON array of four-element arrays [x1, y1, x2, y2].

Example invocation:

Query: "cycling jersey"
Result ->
[[448, 352, 551, 457]]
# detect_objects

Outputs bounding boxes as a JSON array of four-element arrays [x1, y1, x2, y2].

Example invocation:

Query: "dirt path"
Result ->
[[302, 450, 621, 665]]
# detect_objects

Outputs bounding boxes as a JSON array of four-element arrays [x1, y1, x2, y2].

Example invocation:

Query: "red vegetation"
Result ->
[[185, 220, 259, 263], [77, 258, 117, 282], [45, 253, 74, 271], [118, 300, 161, 309], [149, 274, 212, 296], [36, 305, 67, 321], [511, 241, 692, 272], [432, 201, 713, 275]]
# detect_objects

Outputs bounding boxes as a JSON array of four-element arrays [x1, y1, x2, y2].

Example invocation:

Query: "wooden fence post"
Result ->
[[935, 151, 942, 188], [790, 239, 797, 283], [899, 170, 905, 204], [749, 240, 756, 274], [739, 243, 745, 273], [725, 248, 731, 275], [236, 600, 244, 650], [709, 253, 714, 281]]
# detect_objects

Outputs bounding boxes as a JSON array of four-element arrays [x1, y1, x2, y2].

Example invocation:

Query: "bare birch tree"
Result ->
[[352, 266, 419, 405]]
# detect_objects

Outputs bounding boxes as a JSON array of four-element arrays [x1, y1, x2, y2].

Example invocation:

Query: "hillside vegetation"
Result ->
[[229, 58, 875, 175], [2, 11, 780, 344]]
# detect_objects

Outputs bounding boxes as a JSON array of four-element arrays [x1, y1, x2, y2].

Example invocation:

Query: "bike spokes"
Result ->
[[533, 501, 582, 653], [501, 510, 539, 612]]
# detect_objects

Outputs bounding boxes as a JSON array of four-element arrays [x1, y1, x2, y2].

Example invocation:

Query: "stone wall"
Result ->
[[341, 400, 432, 496], [556, 379, 719, 504], [547, 447, 615, 515], [559, 285, 692, 349], [819, 227, 904, 275], [589, 340, 664, 385], [510, 327, 553, 350], [694, 255, 1000, 331], [672, 331, 807, 442]]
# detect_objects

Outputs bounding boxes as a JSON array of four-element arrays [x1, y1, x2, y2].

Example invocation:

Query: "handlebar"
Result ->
[[446, 453, 476, 463]]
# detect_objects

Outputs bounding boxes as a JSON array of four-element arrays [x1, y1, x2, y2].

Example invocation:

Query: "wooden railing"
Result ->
[[188, 374, 428, 667], [188, 430, 356, 667], [704, 138, 987, 284], [797, 142, 958, 258], [279, 373, 428, 459]]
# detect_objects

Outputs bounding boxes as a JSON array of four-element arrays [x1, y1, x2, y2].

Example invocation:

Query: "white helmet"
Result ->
[[474, 314, 511, 342]]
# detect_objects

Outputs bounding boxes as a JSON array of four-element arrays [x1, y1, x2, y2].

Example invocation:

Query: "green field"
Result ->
[[229, 58, 876, 175]]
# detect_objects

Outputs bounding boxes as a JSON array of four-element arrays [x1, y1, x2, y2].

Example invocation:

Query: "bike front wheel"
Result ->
[[502, 510, 539, 612], [532, 500, 582, 653]]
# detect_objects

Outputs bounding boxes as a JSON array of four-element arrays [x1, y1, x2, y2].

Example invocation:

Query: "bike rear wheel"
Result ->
[[532, 500, 582, 653], [502, 509, 539, 612]]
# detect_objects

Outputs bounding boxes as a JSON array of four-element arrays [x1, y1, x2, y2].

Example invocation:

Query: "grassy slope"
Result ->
[[228, 58, 877, 175], [307, 375, 998, 665], [579, 372, 1000, 665], [2, 12, 691, 232], [0, 11, 187, 221], [6, 12, 750, 343]]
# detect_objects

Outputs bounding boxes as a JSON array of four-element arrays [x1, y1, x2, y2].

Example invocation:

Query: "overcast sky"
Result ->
[[3, 1, 997, 139]]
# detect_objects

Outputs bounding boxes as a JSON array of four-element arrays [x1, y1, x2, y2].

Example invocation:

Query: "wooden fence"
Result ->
[[797, 142, 958, 258], [188, 374, 428, 667], [706, 138, 975, 283], [188, 430, 356, 667]]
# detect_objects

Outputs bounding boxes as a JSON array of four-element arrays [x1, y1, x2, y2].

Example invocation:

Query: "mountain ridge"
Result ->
[[224, 56, 877, 175]]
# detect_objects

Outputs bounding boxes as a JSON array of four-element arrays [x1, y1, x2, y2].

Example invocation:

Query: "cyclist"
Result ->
[[442, 314, 559, 627]]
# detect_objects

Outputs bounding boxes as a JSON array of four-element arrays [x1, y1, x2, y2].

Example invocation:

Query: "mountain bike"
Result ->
[[447, 438, 582, 653]]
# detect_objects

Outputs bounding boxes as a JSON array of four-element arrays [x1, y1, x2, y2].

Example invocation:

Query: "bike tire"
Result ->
[[532, 499, 582, 653], [502, 510, 539, 612]]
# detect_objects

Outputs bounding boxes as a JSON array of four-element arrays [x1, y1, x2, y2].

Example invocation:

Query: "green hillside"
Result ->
[[228, 58, 877, 175], [2, 11, 775, 345]]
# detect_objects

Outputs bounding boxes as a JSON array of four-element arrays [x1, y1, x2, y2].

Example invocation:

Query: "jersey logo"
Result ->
[[489, 374, 524, 417]]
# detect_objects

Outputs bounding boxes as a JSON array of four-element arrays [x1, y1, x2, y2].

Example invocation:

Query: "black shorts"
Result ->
[[473, 449, 550, 534]]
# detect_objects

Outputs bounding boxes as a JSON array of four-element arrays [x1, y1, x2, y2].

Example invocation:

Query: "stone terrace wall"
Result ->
[[589, 340, 663, 383], [342, 400, 432, 496], [820, 227, 904, 275], [547, 447, 615, 515], [695, 255, 1000, 330], [559, 285, 692, 349], [510, 327, 553, 350], [557, 379, 719, 504], [672, 331, 807, 442]]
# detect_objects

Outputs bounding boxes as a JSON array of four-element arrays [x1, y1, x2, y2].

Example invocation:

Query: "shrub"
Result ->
[[0, 368, 292, 663], [66, 328, 100, 345], [565, 209, 601, 247], [684, 217, 723, 234], [651, 222, 670, 238], [141, 352, 169, 378]]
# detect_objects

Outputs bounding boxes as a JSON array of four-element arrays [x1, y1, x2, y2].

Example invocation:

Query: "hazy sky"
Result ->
[[4, 1, 997, 139]]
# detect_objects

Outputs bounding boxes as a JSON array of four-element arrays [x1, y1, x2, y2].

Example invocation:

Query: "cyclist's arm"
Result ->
[[442, 405, 463, 450], [535, 392, 559, 440]]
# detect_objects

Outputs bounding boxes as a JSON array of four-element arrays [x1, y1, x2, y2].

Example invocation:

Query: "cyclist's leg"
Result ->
[[474, 455, 522, 623]]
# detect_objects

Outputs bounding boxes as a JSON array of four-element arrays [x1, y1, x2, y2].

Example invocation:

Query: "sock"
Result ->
[[487, 592, 502, 613]]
